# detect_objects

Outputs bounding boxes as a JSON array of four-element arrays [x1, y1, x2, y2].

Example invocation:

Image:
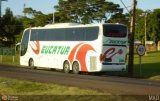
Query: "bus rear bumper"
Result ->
[[100, 63, 126, 71]]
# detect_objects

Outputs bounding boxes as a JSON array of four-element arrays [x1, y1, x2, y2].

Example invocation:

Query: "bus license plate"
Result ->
[[105, 58, 112, 62]]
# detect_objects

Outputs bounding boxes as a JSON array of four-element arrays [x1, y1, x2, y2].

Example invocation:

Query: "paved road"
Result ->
[[0, 64, 160, 95]]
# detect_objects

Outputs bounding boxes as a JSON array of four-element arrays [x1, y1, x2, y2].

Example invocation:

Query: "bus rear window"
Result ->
[[103, 24, 127, 37]]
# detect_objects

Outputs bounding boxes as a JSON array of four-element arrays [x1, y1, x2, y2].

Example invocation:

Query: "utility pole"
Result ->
[[0, 0, 7, 17], [128, 0, 137, 77], [144, 13, 147, 56]]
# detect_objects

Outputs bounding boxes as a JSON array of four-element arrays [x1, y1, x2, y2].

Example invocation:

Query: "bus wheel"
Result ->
[[29, 59, 36, 69], [63, 61, 70, 73], [72, 61, 79, 74]]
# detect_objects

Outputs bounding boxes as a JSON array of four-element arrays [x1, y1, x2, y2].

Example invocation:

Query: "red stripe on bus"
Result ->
[[30, 41, 40, 55], [68, 43, 83, 64], [76, 44, 95, 72]]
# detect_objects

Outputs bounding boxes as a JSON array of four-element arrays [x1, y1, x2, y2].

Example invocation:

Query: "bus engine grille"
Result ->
[[90, 56, 97, 71]]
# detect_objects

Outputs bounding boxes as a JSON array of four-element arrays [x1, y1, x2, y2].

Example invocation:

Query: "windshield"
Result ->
[[103, 24, 127, 37], [21, 29, 29, 56]]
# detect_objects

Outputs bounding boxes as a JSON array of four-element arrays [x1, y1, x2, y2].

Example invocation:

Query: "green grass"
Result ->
[[0, 77, 148, 101], [133, 51, 160, 80], [0, 77, 109, 101], [134, 51, 160, 64], [0, 77, 106, 95], [0, 53, 19, 65], [103, 51, 160, 80]]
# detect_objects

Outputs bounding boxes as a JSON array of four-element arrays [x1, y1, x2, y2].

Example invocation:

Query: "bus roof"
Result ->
[[25, 23, 126, 30], [44, 23, 82, 28], [44, 23, 126, 28]]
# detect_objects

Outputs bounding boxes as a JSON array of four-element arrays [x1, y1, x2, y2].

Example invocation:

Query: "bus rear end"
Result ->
[[100, 24, 128, 71]]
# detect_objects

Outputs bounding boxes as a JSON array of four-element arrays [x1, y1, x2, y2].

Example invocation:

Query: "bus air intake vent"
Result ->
[[90, 56, 97, 71]]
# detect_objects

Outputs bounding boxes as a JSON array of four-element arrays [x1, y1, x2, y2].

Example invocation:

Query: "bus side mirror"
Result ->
[[15, 42, 21, 52], [16, 42, 21, 46]]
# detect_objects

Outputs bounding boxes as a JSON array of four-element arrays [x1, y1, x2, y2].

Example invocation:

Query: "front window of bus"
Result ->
[[21, 29, 29, 56], [103, 24, 127, 38]]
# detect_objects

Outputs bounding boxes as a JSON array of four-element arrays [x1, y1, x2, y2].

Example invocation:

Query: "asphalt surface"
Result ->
[[0, 64, 160, 95]]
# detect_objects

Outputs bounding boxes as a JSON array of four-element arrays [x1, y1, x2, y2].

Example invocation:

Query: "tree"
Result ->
[[134, 9, 146, 41], [147, 9, 160, 44], [107, 13, 129, 26], [135, 9, 160, 44], [1, 8, 23, 46], [0, 17, 4, 46], [23, 7, 53, 27], [54, 0, 123, 24], [23, 7, 43, 17]]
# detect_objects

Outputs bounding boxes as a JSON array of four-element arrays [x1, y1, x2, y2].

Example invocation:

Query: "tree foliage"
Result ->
[[0, 8, 23, 46], [107, 13, 129, 26], [148, 9, 160, 43], [23, 7, 43, 17], [0, 3, 160, 47], [135, 9, 160, 44], [54, 0, 123, 24], [134, 9, 146, 41], [22, 7, 53, 27]]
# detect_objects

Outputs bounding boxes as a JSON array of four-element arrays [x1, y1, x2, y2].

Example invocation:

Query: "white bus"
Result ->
[[20, 23, 128, 74]]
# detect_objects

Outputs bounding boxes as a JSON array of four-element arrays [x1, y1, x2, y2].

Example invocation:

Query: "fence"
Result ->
[[134, 41, 160, 53], [0, 48, 16, 63]]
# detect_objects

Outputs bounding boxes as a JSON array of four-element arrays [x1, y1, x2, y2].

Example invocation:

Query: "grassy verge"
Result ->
[[0, 77, 108, 101], [0, 54, 19, 65], [133, 51, 160, 80], [0, 77, 106, 95], [103, 51, 160, 80], [0, 77, 148, 101]]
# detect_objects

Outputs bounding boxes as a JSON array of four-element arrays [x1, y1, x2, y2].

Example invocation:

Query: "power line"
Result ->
[[119, 0, 130, 14]]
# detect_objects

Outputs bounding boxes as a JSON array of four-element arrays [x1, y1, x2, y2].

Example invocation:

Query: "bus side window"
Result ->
[[75, 28, 85, 41], [30, 29, 38, 41], [65, 28, 75, 41], [85, 27, 99, 41]]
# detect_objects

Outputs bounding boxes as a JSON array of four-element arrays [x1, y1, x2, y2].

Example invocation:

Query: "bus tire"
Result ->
[[29, 58, 36, 69], [72, 61, 79, 74], [63, 61, 70, 73]]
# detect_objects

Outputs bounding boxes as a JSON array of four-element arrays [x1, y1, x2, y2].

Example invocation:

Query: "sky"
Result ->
[[1, 0, 160, 16]]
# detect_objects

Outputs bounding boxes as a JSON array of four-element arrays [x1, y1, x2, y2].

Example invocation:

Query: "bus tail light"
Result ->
[[99, 54, 105, 62]]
